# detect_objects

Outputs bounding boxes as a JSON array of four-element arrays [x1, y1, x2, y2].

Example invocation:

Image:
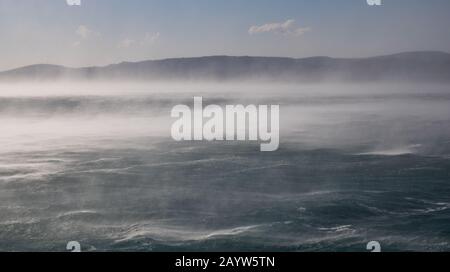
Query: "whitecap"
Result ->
[[357, 144, 422, 156]]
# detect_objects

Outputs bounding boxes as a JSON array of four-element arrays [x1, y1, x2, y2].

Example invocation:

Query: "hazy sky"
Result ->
[[1, 0, 450, 71]]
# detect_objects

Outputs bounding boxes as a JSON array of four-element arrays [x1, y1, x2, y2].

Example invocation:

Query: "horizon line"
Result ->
[[2, 50, 449, 74]]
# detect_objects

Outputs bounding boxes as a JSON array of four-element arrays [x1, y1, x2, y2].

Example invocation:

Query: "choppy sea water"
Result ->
[[0, 84, 450, 252]]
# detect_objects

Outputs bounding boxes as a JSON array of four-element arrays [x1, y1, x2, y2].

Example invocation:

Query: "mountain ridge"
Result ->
[[1, 51, 450, 82]]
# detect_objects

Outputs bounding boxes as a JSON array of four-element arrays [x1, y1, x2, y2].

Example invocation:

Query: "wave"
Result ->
[[0, 96, 177, 117], [114, 224, 264, 244], [56, 210, 101, 220], [357, 144, 422, 156], [318, 225, 353, 233]]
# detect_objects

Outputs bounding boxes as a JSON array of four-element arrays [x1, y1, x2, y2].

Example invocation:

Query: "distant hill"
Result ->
[[1, 51, 450, 82]]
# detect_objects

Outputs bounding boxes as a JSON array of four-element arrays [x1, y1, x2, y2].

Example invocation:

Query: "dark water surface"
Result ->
[[0, 84, 449, 252]]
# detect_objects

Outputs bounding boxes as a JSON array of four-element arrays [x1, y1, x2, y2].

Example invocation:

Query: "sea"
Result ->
[[0, 83, 449, 252]]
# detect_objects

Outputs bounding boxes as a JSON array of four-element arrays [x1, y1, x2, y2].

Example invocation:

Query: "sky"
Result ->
[[0, 0, 450, 71]]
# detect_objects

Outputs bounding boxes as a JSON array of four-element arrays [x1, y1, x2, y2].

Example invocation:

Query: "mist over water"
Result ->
[[1, 82, 450, 251]]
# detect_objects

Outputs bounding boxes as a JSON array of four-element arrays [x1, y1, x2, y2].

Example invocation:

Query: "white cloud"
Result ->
[[76, 25, 93, 39], [72, 25, 100, 47], [142, 32, 160, 45], [249, 19, 310, 36], [118, 32, 160, 48]]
